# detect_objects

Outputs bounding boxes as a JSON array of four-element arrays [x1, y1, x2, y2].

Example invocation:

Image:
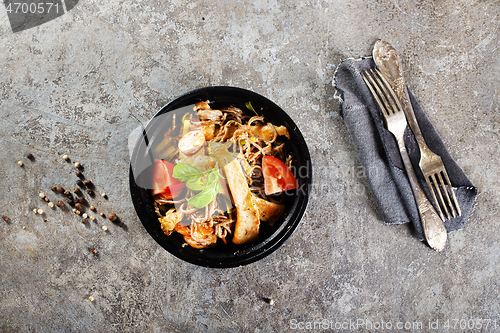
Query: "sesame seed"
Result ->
[[74, 162, 81, 168], [101, 226, 108, 231], [37, 209, 44, 214], [17, 161, 23, 166], [88, 296, 94, 302], [82, 213, 88, 219], [39, 193, 45, 198], [48, 202, 54, 208], [101, 193, 107, 198], [62, 155, 69, 160], [33, 209, 38, 214]]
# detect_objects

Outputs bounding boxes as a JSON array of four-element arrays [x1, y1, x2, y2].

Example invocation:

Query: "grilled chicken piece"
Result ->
[[211, 143, 260, 245], [253, 196, 285, 226]]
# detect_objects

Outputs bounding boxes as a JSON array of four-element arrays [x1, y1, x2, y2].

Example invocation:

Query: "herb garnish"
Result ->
[[172, 162, 224, 208]]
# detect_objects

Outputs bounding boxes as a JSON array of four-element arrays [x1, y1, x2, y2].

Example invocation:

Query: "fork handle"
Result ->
[[397, 137, 448, 251]]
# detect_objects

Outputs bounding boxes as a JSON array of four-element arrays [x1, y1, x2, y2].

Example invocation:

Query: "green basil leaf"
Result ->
[[187, 180, 221, 208], [172, 163, 203, 182], [206, 171, 218, 185], [186, 178, 206, 191]]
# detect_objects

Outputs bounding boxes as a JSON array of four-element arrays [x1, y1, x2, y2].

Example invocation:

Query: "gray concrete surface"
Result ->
[[1, 0, 499, 332]]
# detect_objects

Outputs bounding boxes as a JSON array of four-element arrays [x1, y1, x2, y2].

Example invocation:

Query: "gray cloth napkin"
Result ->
[[334, 57, 477, 241]]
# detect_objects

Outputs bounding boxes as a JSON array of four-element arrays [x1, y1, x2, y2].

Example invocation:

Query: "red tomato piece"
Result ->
[[262, 156, 298, 195], [151, 160, 185, 199]]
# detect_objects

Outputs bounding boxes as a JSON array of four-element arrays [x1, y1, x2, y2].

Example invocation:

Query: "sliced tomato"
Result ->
[[151, 160, 185, 199], [262, 156, 298, 195]]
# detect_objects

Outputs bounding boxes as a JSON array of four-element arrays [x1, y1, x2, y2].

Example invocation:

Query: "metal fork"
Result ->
[[372, 40, 461, 221], [362, 68, 447, 251]]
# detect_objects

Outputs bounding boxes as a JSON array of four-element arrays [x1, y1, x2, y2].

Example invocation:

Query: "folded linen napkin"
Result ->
[[334, 57, 477, 241]]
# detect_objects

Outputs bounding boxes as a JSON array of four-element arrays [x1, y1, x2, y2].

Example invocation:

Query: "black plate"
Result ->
[[129, 86, 311, 268]]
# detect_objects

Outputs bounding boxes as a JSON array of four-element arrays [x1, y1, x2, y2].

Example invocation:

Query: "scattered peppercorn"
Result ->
[[75, 203, 82, 211], [51, 186, 57, 192], [44, 219, 47, 222], [75, 197, 86, 204], [64, 190, 71, 196], [87, 189, 94, 196], [56, 201, 64, 208], [76, 171, 83, 178], [82, 219, 88, 224], [17, 161, 23, 166], [83, 180, 92, 186], [108, 213, 118, 222], [74, 188, 81, 195], [3, 216, 8, 221], [56, 186, 64, 193], [91, 249, 98, 255], [27, 153, 34, 160], [76, 180, 84, 187]]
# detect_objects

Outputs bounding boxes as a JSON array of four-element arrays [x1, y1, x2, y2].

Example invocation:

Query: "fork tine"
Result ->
[[363, 69, 401, 118], [372, 68, 405, 113], [362, 72, 390, 117], [425, 175, 446, 221], [434, 172, 452, 219], [437, 171, 456, 218], [441, 170, 462, 217]]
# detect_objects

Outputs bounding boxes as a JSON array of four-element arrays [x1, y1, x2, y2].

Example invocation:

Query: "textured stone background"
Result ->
[[1, 0, 499, 332]]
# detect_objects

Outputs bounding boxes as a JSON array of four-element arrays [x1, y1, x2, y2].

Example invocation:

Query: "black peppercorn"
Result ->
[[75, 197, 86, 204], [76, 180, 84, 187], [74, 188, 81, 195]]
